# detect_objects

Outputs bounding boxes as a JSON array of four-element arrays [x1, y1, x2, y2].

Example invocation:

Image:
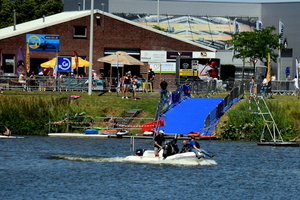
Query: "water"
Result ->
[[0, 136, 299, 200]]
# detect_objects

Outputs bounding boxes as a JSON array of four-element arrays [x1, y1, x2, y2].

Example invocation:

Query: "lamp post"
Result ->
[[88, 0, 94, 95], [157, 0, 160, 26], [101, 3, 105, 29]]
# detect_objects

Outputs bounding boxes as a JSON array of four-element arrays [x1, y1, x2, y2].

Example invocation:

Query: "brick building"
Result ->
[[0, 10, 215, 82]]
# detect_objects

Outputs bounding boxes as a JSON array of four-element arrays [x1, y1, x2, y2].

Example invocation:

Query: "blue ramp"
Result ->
[[161, 98, 223, 135]]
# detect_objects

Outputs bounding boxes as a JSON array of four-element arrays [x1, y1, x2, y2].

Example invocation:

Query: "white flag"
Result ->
[[234, 20, 240, 33], [296, 58, 299, 89], [279, 21, 284, 44], [256, 20, 263, 31]]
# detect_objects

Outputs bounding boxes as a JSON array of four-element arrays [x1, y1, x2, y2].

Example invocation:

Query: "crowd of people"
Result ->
[[153, 130, 215, 159]]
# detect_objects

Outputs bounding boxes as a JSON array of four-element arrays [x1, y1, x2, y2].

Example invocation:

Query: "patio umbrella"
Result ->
[[40, 57, 90, 68], [97, 51, 144, 91], [97, 51, 144, 66]]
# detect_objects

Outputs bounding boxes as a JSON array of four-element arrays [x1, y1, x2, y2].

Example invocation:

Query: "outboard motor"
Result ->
[[135, 149, 146, 156]]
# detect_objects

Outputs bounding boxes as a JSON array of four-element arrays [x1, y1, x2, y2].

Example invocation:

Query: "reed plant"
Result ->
[[217, 96, 300, 141], [0, 91, 160, 135]]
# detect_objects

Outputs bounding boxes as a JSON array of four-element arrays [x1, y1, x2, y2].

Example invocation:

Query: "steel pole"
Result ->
[[88, 0, 94, 95]]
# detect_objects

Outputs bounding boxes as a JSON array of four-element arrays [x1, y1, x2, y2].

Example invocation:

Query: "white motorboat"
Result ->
[[123, 149, 217, 166], [123, 136, 217, 166]]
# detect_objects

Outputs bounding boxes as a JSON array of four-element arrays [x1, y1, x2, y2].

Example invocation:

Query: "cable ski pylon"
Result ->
[[248, 96, 299, 147]]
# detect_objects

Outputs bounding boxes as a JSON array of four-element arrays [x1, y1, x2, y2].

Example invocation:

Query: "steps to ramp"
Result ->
[[115, 109, 143, 126]]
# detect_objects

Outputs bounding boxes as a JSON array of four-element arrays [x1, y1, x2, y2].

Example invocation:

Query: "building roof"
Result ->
[[0, 10, 216, 52]]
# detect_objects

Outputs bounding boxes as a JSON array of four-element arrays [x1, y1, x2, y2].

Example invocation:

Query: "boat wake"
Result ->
[[47, 155, 125, 163]]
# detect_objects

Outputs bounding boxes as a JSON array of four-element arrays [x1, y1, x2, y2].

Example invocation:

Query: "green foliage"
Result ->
[[0, 91, 160, 135], [0, 0, 63, 28], [227, 26, 285, 67], [218, 98, 300, 141], [0, 96, 69, 135], [152, 25, 166, 32]]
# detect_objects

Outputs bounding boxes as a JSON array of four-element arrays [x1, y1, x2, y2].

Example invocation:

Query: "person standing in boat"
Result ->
[[3, 126, 11, 136], [154, 130, 166, 157], [189, 136, 215, 159]]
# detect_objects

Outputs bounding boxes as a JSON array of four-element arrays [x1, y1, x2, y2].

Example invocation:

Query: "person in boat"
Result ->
[[154, 130, 166, 157], [3, 126, 11, 136], [189, 136, 215, 159], [180, 140, 190, 153]]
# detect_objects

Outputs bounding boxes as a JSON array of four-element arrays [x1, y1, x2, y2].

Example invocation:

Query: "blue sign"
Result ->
[[26, 34, 60, 52], [57, 57, 72, 72], [285, 67, 290, 76]]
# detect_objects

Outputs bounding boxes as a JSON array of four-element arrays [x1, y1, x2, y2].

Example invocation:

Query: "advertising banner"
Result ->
[[26, 34, 60, 52]]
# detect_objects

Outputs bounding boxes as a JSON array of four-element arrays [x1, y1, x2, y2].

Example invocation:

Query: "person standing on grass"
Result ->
[[122, 73, 131, 99], [160, 78, 168, 100], [292, 76, 299, 99], [131, 79, 138, 100], [250, 76, 255, 96]]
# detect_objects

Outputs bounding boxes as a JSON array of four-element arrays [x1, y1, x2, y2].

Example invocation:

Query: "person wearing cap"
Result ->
[[154, 130, 166, 157], [208, 61, 218, 79], [201, 61, 218, 79]]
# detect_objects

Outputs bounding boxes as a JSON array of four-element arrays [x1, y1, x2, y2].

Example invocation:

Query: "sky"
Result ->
[[177, 0, 300, 2]]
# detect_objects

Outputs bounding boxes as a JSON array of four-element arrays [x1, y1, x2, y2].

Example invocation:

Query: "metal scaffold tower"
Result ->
[[248, 96, 283, 143]]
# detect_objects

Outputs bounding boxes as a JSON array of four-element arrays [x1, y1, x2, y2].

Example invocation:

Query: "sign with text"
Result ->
[[26, 34, 60, 52], [141, 50, 167, 62]]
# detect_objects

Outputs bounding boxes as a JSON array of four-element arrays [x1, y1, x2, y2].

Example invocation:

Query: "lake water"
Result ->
[[0, 136, 299, 200]]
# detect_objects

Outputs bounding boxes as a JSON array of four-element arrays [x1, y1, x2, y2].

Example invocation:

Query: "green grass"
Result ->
[[1, 90, 299, 141], [0, 90, 161, 135]]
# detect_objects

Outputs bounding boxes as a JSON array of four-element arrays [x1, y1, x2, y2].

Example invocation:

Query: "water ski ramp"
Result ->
[[162, 98, 223, 135]]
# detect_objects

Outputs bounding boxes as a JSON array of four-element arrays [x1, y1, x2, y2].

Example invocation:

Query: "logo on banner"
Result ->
[[57, 56, 72, 72]]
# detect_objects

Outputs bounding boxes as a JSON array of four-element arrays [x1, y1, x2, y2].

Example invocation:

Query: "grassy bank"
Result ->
[[1, 90, 299, 141], [0, 90, 161, 135], [216, 95, 300, 141]]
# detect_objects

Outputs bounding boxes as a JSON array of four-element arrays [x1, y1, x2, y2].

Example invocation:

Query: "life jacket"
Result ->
[[209, 67, 218, 78]]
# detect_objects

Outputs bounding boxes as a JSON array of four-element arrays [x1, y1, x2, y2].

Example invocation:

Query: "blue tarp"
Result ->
[[161, 98, 223, 135]]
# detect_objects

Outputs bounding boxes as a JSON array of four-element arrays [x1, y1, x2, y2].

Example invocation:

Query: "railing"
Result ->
[[48, 115, 155, 133], [0, 75, 298, 95]]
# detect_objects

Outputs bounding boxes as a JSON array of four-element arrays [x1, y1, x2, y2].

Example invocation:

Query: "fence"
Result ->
[[1, 75, 297, 95]]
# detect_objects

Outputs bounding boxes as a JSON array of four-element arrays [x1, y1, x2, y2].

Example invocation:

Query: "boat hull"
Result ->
[[0, 135, 25, 139], [123, 150, 217, 166]]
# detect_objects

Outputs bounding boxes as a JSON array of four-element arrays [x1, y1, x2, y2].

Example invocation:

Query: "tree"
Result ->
[[227, 26, 285, 78], [0, 0, 14, 28], [0, 0, 63, 29]]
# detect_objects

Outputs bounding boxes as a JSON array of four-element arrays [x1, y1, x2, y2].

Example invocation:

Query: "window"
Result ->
[[74, 26, 87, 37]]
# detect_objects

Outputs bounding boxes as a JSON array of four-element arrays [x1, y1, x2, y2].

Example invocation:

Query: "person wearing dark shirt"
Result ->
[[154, 130, 166, 157], [180, 140, 190, 153], [160, 78, 168, 100], [148, 68, 155, 91]]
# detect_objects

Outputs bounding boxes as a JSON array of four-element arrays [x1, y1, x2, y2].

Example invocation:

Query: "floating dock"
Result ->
[[257, 141, 299, 147]]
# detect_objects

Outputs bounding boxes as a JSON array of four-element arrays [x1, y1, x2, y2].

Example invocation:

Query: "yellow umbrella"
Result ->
[[40, 57, 90, 68], [97, 51, 144, 87]]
